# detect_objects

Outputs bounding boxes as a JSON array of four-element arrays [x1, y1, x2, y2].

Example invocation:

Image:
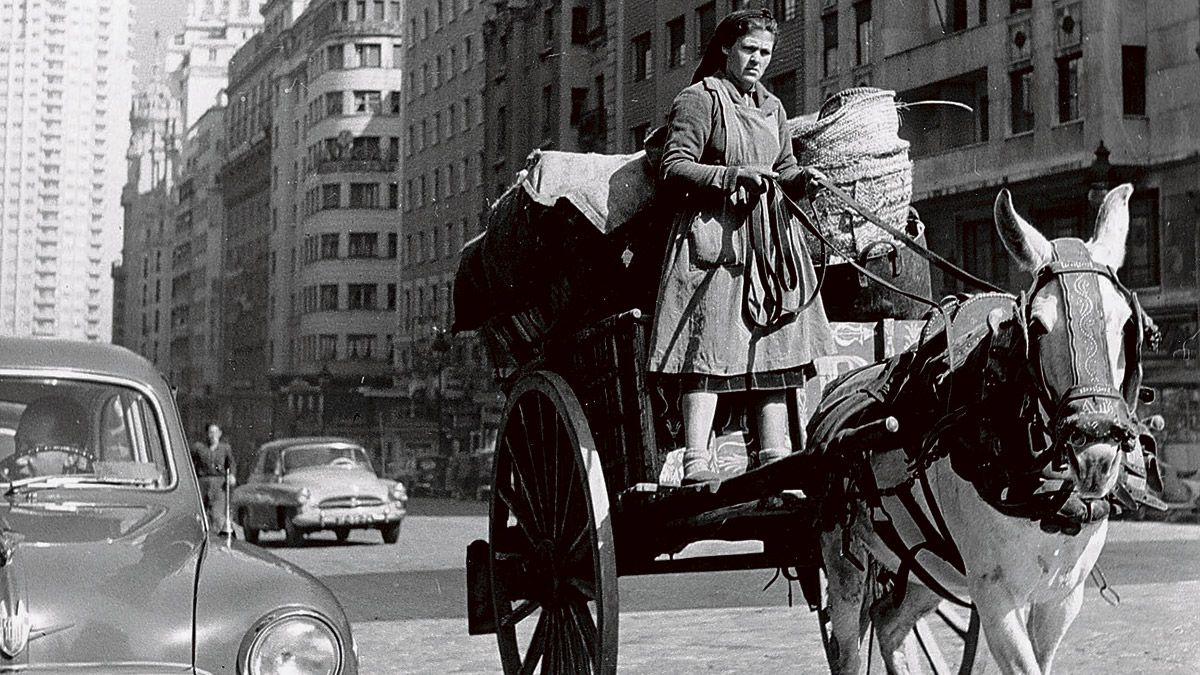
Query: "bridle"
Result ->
[[1018, 238, 1154, 459]]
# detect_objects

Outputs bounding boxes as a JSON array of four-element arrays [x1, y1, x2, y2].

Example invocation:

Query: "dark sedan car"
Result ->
[[0, 337, 358, 674]]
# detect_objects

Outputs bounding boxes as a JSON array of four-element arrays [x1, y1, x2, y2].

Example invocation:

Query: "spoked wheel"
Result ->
[[488, 371, 618, 675]]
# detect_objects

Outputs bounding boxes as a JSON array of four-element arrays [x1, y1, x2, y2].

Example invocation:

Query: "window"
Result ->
[[572, 7, 589, 43], [774, 0, 799, 21], [1122, 45, 1146, 116], [350, 183, 380, 208], [822, 13, 839, 76], [632, 32, 653, 81], [351, 136, 381, 160], [319, 335, 338, 360], [630, 123, 650, 152], [356, 43, 382, 67], [387, 284, 397, 310], [543, 6, 557, 48], [348, 284, 378, 310], [1010, 0, 1031, 12], [1009, 66, 1034, 133], [854, 2, 871, 66], [353, 90, 382, 113], [322, 184, 341, 209], [319, 233, 339, 258], [389, 182, 399, 208], [327, 44, 345, 70], [349, 232, 379, 257], [390, 91, 402, 114], [388, 233, 398, 258], [1056, 52, 1081, 123], [542, 86, 554, 137], [570, 87, 588, 125], [667, 16, 686, 69], [948, 0, 968, 32], [696, 3, 716, 59], [325, 92, 343, 116], [348, 334, 376, 359], [1124, 191, 1160, 288], [319, 285, 339, 310], [393, 43, 402, 68]]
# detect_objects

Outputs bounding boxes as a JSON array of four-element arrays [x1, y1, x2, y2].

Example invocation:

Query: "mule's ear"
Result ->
[[1090, 183, 1134, 270], [993, 189, 1052, 271]]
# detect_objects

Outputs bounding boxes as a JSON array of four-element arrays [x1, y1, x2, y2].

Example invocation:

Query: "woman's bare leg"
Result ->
[[756, 390, 791, 464], [682, 390, 720, 482]]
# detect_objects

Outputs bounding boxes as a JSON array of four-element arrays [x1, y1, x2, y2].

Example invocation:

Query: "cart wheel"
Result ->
[[489, 371, 618, 675]]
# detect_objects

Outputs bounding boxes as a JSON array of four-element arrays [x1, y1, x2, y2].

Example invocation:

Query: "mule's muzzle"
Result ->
[[1059, 412, 1133, 498]]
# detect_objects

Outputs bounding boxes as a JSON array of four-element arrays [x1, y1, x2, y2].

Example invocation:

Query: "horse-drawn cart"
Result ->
[[455, 150, 991, 674]]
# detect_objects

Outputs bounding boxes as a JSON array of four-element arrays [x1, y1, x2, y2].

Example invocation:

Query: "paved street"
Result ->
[[266, 499, 1200, 674]]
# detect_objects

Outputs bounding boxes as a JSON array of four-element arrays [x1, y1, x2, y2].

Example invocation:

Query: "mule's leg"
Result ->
[[1027, 584, 1084, 674], [821, 527, 871, 674], [972, 583, 1042, 675], [870, 583, 944, 674]]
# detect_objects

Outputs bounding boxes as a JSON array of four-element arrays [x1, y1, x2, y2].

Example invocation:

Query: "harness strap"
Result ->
[[808, 174, 1005, 293]]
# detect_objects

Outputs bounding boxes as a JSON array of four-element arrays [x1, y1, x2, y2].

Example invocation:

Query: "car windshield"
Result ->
[[0, 376, 170, 487], [281, 445, 373, 473]]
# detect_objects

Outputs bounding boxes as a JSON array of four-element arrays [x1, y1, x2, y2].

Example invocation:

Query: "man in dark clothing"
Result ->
[[192, 423, 236, 532]]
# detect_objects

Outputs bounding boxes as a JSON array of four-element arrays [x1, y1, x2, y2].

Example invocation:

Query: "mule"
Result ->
[[817, 184, 1143, 675]]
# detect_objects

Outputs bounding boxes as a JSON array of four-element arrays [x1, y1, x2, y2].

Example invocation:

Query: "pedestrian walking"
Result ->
[[192, 422, 236, 532]]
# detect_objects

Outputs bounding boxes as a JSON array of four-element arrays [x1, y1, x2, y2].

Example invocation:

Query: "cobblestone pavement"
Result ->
[[267, 505, 1200, 674]]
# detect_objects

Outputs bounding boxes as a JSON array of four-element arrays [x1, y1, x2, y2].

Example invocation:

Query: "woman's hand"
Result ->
[[732, 165, 779, 195], [801, 166, 830, 196]]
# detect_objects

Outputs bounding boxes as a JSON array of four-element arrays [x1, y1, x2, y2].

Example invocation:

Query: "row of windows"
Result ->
[[297, 332, 395, 363], [301, 231, 399, 263], [299, 282, 398, 313], [305, 135, 401, 169], [404, 152, 484, 212], [629, 3, 716, 82], [306, 90, 402, 124], [310, 41, 403, 77], [406, 94, 483, 156], [407, 0, 480, 47], [405, 217, 477, 266], [333, 0, 402, 24], [401, 280, 454, 333], [303, 182, 400, 215], [407, 33, 484, 101]]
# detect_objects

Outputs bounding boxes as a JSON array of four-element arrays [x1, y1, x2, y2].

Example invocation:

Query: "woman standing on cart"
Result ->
[[649, 8, 833, 485]]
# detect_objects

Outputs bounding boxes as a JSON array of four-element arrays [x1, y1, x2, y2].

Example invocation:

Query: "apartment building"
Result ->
[[166, 0, 266, 129], [803, 0, 1200, 463], [264, 0, 405, 446], [0, 0, 133, 340], [118, 86, 179, 361]]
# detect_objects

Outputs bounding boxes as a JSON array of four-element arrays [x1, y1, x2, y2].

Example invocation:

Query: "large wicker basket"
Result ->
[[791, 87, 913, 264]]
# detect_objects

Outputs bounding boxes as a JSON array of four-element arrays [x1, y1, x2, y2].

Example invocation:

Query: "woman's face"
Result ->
[[723, 29, 775, 91]]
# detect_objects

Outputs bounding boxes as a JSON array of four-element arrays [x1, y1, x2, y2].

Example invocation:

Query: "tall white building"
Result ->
[[0, 0, 133, 340], [166, 0, 266, 130]]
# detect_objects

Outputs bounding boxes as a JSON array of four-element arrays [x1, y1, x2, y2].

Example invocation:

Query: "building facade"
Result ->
[[0, 0, 133, 340], [166, 0, 267, 130], [802, 0, 1200, 465]]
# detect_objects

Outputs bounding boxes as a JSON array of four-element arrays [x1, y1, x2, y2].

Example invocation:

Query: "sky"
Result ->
[[131, 0, 189, 90]]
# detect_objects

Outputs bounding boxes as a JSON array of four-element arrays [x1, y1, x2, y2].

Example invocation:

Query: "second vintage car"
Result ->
[[233, 437, 407, 545]]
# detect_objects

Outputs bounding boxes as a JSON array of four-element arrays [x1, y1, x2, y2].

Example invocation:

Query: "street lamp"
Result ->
[[317, 363, 333, 434], [431, 327, 452, 457], [1086, 140, 1113, 223]]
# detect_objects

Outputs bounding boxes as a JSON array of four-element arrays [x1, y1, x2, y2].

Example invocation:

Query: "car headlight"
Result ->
[[390, 483, 407, 502], [243, 611, 343, 675]]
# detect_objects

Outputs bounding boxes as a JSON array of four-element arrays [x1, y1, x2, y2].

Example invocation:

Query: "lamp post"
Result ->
[[317, 363, 332, 434], [431, 327, 452, 458], [1086, 140, 1113, 225]]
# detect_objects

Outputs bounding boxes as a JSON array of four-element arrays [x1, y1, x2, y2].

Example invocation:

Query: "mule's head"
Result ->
[[993, 184, 1141, 499]]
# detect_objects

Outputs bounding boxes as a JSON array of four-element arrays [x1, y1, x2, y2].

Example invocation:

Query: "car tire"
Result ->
[[381, 521, 401, 544], [335, 527, 351, 543], [239, 509, 260, 545], [284, 517, 305, 547]]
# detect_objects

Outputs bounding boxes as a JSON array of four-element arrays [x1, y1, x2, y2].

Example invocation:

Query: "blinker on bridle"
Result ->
[[1022, 238, 1145, 452]]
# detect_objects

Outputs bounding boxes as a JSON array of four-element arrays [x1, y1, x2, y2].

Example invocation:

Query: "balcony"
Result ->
[[317, 158, 398, 174]]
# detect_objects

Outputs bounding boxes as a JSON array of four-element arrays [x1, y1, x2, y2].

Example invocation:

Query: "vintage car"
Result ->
[[233, 437, 406, 545], [0, 337, 357, 674]]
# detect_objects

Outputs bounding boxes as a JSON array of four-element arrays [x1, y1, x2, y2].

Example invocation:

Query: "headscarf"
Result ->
[[691, 8, 779, 84]]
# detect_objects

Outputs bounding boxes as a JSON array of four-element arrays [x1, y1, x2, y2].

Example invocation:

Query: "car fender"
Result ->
[[193, 536, 358, 674]]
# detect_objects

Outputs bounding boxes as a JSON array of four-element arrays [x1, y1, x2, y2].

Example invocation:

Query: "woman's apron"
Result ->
[[648, 77, 832, 381]]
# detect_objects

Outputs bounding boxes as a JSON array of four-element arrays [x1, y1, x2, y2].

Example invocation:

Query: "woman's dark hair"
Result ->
[[691, 8, 779, 84]]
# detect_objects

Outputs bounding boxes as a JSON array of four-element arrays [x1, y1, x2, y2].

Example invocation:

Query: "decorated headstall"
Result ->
[[1019, 238, 1156, 458]]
